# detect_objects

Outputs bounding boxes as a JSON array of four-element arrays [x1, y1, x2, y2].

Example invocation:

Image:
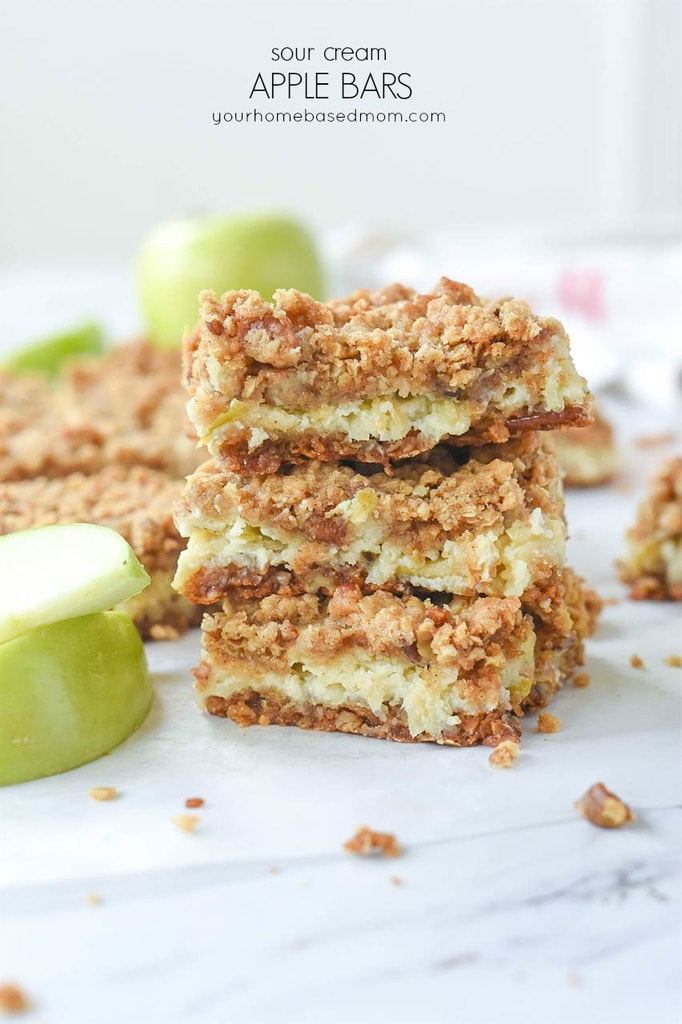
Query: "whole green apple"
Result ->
[[0, 523, 150, 645], [3, 322, 104, 376], [0, 611, 151, 786], [136, 213, 324, 348]]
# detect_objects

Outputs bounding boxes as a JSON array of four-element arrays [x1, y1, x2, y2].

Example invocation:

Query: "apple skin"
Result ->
[[0, 523, 150, 646], [137, 213, 324, 348], [3, 322, 104, 376], [0, 611, 151, 786]]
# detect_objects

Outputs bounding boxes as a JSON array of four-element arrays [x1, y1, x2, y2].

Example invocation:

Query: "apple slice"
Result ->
[[3, 322, 104, 376], [0, 611, 151, 785], [136, 213, 324, 348], [0, 524, 150, 645]]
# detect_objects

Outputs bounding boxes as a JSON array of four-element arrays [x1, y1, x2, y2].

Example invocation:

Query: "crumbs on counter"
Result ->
[[537, 712, 562, 734], [88, 786, 118, 802], [630, 654, 645, 669], [86, 893, 102, 907], [184, 797, 204, 809], [0, 983, 31, 1014], [488, 739, 520, 768], [171, 814, 200, 833], [664, 654, 682, 668], [573, 672, 590, 688], [390, 875, 403, 886], [344, 826, 401, 858], [575, 782, 634, 829]]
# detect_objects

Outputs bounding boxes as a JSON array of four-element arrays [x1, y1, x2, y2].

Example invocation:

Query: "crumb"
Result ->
[[664, 654, 682, 668], [537, 712, 561, 734], [0, 984, 31, 1014], [171, 814, 200, 832], [149, 623, 181, 641], [268, 865, 280, 875], [573, 672, 590, 688], [488, 739, 520, 768], [630, 654, 645, 669], [575, 782, 634, 828], [184, 797, 204, 809], [85, 893, 102, 907], [88, 786, 118, 802], [635, 431, 676, 449], [390, 875, 403, 886], [344, 826, 401, 858]]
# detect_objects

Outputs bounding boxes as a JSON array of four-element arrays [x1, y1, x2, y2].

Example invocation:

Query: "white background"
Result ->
[[1, 0, 680, 263]]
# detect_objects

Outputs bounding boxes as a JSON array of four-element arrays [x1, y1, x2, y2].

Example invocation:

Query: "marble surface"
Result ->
[[0, 369, 680, 1021]]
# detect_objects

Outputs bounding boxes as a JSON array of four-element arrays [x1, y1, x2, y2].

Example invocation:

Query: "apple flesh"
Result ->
[[3, 322, 104, 376], [137, 213, 324, 348], [0, 611, 151, 786], [0, 523, 150, 645]]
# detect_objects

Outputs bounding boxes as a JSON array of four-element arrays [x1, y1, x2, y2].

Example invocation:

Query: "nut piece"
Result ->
[[630, 654, 645, 669], [344, 826, 401, 858], [88, 786, 118, 802], [488, 739, 520, 768], [575, 782, 634, 829], [171, 814, 200, 833], [0, 983, 31, 1013], [537, 712, 561, 734], [184, 797, 204, 809], [664, 654, 682, 668]]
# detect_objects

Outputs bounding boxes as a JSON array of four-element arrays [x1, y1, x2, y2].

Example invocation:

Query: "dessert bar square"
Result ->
[[551, 408, 619, 487], [174, 434, 566, 604], [194, 568, 593, 746], [184, 278, 591, 472], [619, 455, 682, 600], [0, 340, 200, 483], [0, 465, 202, 639]]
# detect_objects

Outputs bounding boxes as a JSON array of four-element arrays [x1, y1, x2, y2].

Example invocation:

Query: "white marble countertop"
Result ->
[[0, 274, 680, 1022]]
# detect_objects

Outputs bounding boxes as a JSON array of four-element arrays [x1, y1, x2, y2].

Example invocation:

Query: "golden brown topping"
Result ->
[[575, 782, 634, 829], [88, 786, 118, 802], [664, 654, 682, 668], [344, 826, 401, 858], [488, 740, 520, 768], [537, 712, 562, 734], [573, 672, 591, 688], [630, 654, 645, 669]]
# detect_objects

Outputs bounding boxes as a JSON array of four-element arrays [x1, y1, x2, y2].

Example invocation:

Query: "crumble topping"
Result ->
[[344, 826, 401, 857], [537, 712, 561, 733], [575, 783, 634, 829], [488, 739, 520, 768]]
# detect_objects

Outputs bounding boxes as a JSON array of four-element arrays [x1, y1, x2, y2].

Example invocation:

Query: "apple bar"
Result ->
[[0, 465, 202, 639], [550, 407, 619, 487], [0, 340, 200, 483], [194, 568, 595, 747], [619, 455, 682, 600], [174, 434, 566, 604], [184, 278, 592, 472]]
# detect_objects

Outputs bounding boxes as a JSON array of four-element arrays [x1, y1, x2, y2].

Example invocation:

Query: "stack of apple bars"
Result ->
[[173, 278, 599, 747]]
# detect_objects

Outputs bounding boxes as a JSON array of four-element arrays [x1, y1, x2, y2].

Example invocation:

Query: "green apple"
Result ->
[[136, 213, 324, 348], [0, 611, 151, 785], [3, 322, 104, 376], [0, 523, 150, 645]]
